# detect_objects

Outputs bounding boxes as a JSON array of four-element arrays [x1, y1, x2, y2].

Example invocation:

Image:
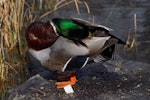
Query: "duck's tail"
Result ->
[[93, 44, 115, 62]]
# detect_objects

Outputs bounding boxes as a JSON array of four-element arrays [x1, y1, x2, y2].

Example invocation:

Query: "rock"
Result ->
[[104, 60, 150, 74], [5, 59, 150, 100], [5, 75, 59, 100]]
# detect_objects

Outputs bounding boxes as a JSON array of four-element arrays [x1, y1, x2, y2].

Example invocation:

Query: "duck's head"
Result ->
[[25, 21, 58, 50]]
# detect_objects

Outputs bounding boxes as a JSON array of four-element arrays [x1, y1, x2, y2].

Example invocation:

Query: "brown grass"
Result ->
[[40, 0, 90, 18], [125, 13, 137, 53], [0, 0, 26, 98]]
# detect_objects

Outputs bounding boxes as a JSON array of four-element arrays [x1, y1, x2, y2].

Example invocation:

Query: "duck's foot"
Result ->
[[56, 74, 78, 89]]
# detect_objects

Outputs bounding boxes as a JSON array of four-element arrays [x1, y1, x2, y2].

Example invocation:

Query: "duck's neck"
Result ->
[[50, 21, 58, 36]]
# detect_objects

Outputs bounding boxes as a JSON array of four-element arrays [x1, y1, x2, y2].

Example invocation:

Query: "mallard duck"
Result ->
[[25, 18, 125, 88]]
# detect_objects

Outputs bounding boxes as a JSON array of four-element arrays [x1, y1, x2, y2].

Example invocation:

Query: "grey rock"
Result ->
[[5, 60, 150, 100]]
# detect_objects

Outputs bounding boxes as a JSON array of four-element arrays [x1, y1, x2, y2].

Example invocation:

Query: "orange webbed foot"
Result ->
[[56, 74, 78, 89]]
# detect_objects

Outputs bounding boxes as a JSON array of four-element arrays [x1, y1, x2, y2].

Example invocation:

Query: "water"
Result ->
[[42, 0, 150, 64]]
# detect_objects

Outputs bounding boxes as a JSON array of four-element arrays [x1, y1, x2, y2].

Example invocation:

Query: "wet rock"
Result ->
[[5, 59, 150, 100], [5, 75, 59, 100], [105, 60, 150, 74]]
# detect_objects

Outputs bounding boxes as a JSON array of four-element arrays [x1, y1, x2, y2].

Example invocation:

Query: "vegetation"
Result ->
[[0, 0, 26, 99]]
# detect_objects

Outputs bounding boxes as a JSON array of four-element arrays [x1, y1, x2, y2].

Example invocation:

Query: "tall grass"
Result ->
[[0, 0, 26, 98], [125, 13, 137, 53], [0, 0, 90, 99], [39, 0, 90, 18]]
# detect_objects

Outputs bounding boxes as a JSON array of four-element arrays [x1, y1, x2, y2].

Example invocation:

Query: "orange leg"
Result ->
[[56, 74, 78, 89]]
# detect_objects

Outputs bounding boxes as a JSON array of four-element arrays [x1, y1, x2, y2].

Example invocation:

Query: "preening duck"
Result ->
[[25, 18, 125, 88]]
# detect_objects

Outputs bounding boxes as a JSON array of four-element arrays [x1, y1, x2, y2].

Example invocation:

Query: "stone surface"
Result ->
[[5, 59, 150, 100]]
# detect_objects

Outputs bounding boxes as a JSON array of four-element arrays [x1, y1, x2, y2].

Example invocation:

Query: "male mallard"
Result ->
[[25, 18, 125, 88]]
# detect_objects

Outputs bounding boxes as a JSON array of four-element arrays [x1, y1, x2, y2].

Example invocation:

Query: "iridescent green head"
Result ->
[[52, 18, 92, 47]]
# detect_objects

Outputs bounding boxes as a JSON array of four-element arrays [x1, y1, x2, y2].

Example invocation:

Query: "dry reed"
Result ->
[[40, 0, 90, 18], [125, 13, 137, 53], [0, 0, 26, 98]]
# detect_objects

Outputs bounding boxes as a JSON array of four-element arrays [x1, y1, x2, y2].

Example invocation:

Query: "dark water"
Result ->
[[40, 0, 150, 64]]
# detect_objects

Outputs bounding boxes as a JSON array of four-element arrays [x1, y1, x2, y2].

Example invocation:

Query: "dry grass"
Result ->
[[40, 0, 90, 18], [125, 13, 137, 53], [0, 0, 26, 97]]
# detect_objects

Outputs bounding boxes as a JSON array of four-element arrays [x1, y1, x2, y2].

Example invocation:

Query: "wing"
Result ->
[[71, 18, 112, 32], [71, 18, 125, 44], [62, 56, 89, 72]]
